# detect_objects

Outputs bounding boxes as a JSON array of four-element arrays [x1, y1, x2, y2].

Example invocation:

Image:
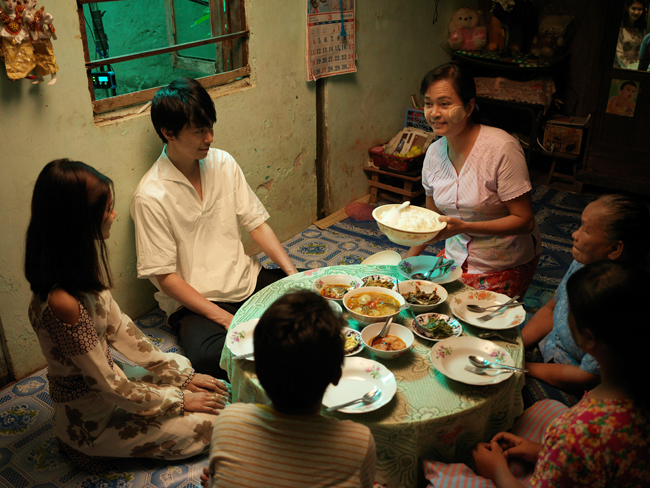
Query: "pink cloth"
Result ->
[[422, 399, 569, 488], [422, 125, 541, 275]]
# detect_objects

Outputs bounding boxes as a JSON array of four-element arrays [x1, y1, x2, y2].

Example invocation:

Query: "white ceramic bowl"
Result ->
[[361, 274, 397, 291], [360, 322, 414, 360], [372, 204, 446, 246], [312, 274, 362, 301], [342, 286, 407, 326], [398, 279, 448, 313], [413, 312, 462, 342]]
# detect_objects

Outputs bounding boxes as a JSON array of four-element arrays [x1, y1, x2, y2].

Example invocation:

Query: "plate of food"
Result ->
[[449, 290, 525, 330], [226, 318, 258, 360], [429, 336, 515, 385], [312, 274, 361, 300], [398, 279, 447, 313], [397, 256, 461, 284], [412, 313, 462, 342], [342, 327, 363, 356], [361, 274, 397, 291], [322, 357, 397, 413]]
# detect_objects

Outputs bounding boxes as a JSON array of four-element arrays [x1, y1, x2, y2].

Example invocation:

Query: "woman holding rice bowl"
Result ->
[[405, 62, 541, 298]]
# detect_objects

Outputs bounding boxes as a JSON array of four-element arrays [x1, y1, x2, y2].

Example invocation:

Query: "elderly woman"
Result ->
[[406, 62, 541, 298], [522, 194, 650, 401]]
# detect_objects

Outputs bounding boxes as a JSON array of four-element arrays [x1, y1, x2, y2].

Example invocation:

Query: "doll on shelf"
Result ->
[[21, 0, 57, 85], [0, 0, 36, 80]]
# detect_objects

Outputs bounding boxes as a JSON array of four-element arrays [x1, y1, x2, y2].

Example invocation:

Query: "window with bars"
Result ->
[[77, 0, 249, 114]]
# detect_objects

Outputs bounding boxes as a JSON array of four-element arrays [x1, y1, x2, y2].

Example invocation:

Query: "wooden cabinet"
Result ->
[[578, 0, 650, 194]]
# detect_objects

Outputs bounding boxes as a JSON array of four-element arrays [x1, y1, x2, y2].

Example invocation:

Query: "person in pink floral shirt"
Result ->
[[472, 260, 650, 488]]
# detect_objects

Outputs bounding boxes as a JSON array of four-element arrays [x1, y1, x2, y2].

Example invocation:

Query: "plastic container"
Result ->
[[369, 145, 425, 173]]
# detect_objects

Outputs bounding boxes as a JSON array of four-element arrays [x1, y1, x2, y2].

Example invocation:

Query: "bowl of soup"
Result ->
[[360, 322, 414, 360], [312, 274, 361, 301], [342, 286, 406, 326]]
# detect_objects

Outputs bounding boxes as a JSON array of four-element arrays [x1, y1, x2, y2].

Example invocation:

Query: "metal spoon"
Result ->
[[468, 355, 528, 373], [375, 303, 410, 340], [411, 257, 445, 280], [464, 365, 510, 376], [326, 387, 381, 411], [477, 331, 519, 345], [467, 302, 524, 313]]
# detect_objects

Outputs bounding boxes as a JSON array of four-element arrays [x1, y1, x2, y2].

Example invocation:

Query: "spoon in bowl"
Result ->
[[468, 355, 528, 373], [326, 387, 382, 411], [383, 201, 410, 226], [411, 257, 445, 280]]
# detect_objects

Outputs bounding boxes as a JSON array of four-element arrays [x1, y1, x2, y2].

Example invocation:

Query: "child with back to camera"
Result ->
[[201, 290, 376, 488], [424, 260, 650, 487], [25, 159, 228, 470]]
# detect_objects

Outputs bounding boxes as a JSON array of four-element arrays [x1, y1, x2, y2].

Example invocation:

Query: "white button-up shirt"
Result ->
[[131, 148, 269, 316]]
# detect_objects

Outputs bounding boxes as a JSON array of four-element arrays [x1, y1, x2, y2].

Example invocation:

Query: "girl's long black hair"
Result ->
[[25, 159, 114, 301]]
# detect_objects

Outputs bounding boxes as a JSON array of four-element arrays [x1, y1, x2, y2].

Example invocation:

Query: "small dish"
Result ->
[[361, 274, 397, 291], [360, 322, 414, 360], [397, 279, 447, 313], [361, 250, 402, 265], [342, 327, 364, 356], [412, 313, 462, 342], [312, 274, 361, 301]]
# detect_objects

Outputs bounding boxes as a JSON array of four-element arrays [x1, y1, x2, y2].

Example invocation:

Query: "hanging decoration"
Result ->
[[306, 0, 356, 81], [0, 0, 57, 84]]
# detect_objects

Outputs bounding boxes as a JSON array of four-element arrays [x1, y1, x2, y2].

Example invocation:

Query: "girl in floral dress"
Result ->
[[24, 159, 229, 472], [423, 260, 649, 487]]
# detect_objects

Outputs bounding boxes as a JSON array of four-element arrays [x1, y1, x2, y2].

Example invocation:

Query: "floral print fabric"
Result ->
[[28, 289, 215, 461], [531, 396, 650, 487]]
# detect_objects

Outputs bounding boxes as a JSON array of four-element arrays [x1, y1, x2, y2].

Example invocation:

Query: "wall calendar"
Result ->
[[306, 1, 356, 81]]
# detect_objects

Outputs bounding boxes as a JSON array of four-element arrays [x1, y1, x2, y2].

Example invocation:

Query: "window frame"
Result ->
[[76, 0, 250, 114]]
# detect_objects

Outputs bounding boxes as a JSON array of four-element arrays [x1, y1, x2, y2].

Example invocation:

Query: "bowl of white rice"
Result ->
[[372, 204, 446, 246]]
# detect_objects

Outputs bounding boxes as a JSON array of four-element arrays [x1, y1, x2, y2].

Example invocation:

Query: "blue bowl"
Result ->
[[397, 256, 456, 282]]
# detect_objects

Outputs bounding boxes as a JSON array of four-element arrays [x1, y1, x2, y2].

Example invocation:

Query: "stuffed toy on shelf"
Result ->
[[21, 0, 57, 84], [530, 14, 572, 58], [447, 7, 487, 52], [0, 0, 36, 80]]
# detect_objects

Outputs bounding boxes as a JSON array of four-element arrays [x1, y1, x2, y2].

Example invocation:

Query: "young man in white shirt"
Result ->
[[131, 77, 298, 379]]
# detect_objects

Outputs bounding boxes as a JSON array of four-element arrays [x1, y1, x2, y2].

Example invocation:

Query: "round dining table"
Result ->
[[219, 264, 525, 488]]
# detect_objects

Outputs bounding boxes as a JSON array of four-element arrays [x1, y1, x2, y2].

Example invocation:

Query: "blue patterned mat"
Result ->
[[0, 186, 590, 487]]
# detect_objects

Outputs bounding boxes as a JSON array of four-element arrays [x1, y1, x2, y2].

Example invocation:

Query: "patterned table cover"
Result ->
[[220, 265, 524, 488]]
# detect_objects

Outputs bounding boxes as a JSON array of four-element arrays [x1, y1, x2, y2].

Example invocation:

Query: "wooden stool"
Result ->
[[364, 166, 424, 204]]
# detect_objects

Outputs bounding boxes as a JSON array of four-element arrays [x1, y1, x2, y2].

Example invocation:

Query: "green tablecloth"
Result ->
[[220, 264, 524, 488]]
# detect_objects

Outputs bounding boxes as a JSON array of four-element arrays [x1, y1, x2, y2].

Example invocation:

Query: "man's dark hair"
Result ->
[[254, 290, 345, 412], [151, 77, 217, 143]]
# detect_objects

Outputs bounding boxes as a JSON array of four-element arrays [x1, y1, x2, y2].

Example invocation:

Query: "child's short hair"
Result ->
[[620, 80, 638, 91], [254, 290, 345, 412], [151, 77, 217, 143]]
